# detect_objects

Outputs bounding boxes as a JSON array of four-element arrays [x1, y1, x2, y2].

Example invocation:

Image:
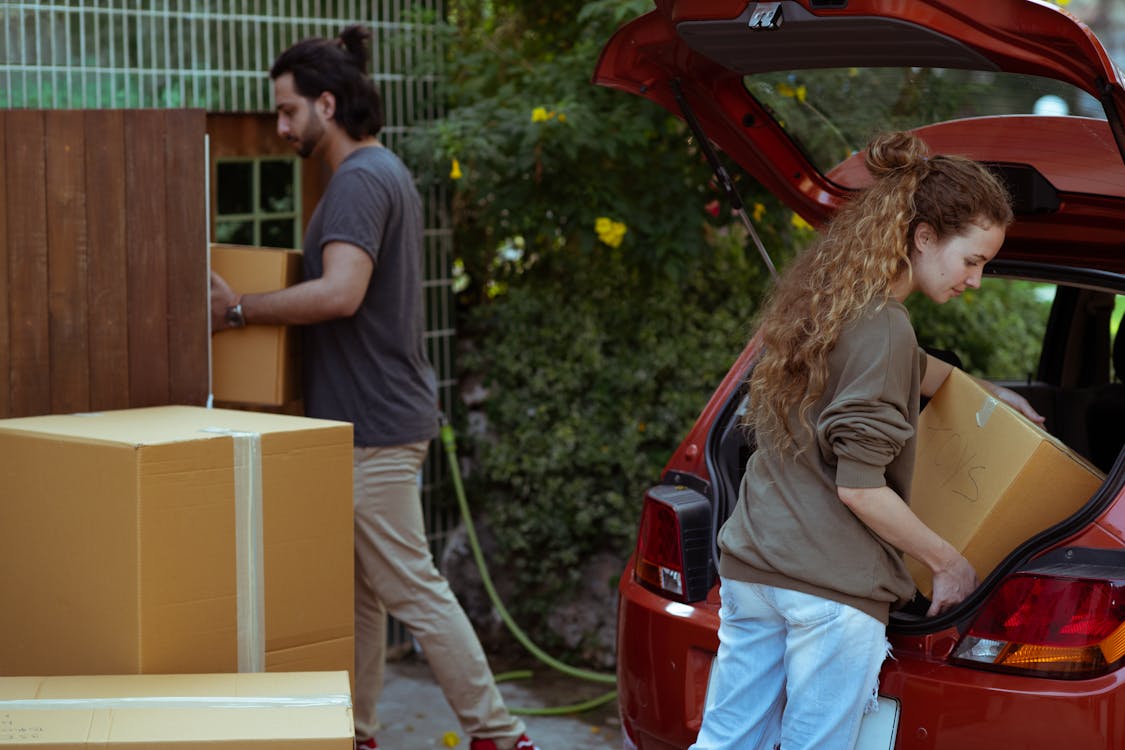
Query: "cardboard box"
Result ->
[[211, 243, 302, 406], [0, 671, 353, 748], [0, 407, 353, 680], [907, 369, 1104, 595]]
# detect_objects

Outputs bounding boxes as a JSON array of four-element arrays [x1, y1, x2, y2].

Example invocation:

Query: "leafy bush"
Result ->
[[401, 0, 802, 638], [907, 280, 1053, 380], [405, 0, 1054, 660], [458, 238, 782, 630]]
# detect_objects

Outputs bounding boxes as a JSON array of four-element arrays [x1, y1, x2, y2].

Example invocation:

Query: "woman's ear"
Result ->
[[913, 222, 937, 254]]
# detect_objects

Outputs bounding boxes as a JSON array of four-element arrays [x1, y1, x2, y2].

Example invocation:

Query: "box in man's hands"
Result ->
[[211, 243, 302, 406]]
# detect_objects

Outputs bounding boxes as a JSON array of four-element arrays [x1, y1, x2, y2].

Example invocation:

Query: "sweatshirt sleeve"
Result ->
[[816, 307, 917, 489]]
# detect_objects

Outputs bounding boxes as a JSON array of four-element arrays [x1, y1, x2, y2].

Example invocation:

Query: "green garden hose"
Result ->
[[439, 421, 619, 715]]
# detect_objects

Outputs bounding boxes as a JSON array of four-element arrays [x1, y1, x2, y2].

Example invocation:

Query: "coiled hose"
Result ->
[[439, 421, 619, 715]]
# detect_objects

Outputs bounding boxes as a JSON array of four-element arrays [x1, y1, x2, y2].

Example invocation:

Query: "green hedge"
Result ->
[[458, 237, 785, 628]]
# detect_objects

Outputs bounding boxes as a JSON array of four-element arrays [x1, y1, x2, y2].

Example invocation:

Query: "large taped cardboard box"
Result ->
[[0, 671, 353, 748], [907, 369, 1104, 595], [0, 407, 353, 681], [211, 243, 302, 406]]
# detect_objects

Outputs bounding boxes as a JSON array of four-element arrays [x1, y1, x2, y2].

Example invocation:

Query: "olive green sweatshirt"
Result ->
[[718, 299, 926, 624]]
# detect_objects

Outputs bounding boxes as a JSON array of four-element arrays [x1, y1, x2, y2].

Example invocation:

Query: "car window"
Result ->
[[743, 68, 1105, 181], [906, 277, 1054, 382], [1114, 299, 1125, 383]]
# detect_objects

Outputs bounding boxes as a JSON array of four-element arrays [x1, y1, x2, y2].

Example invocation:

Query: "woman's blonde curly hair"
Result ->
[[746, 130, 1013, 453]]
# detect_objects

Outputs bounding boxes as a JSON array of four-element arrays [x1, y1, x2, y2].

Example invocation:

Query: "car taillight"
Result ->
[[634, 484, 713, 602], [952, 573, 1125, 678]]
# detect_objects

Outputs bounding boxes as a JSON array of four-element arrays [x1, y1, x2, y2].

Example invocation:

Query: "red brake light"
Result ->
[[634, 485, 713, 602], [637, 499, 685, 596], [953, 573, 1125, 678]]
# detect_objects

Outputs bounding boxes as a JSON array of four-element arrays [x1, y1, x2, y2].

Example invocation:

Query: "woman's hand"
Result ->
[[928, 551, 979, 616], [988, 383, 1045, 425]]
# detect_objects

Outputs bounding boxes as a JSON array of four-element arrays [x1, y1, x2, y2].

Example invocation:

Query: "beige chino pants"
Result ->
[[352, 442, 524, 746]]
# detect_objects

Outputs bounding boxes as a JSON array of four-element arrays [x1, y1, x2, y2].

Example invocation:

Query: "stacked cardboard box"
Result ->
[[0, 671, 353, 748], [210, 243, 303, 407], [907, 369, 1104, 595], [0, 406, 353, 680]]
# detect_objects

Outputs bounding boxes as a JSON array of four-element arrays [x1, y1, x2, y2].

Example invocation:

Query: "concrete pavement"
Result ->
[[376, 653, 623, 750]]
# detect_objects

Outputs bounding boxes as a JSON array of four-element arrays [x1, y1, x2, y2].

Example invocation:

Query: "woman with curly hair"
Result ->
[[690, 130, 1042, 750]]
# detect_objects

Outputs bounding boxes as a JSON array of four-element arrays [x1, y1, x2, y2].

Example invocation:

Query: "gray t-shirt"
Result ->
[[301, 145, 438, 447]]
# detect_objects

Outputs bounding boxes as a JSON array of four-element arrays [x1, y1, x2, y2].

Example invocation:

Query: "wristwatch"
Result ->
[[225, 302, 246, 329]]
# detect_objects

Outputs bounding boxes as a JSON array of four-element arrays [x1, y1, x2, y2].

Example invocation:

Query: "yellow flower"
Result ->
[[595, 217, 627, 248], [531, 106, 551, 122], [442, 731, 460, 747], [752, 202, 766, 222], [558, 112, 567, 123], [449, 158, 463, 180], [776, 82, 806, 102], [790, 213, 812, 231]]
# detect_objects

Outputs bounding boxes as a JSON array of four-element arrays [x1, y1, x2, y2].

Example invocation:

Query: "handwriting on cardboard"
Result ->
[[924, 426, 985, 503]]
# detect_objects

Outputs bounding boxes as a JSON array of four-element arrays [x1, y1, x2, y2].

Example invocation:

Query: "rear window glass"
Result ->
[[744, 68, 1105, 176]]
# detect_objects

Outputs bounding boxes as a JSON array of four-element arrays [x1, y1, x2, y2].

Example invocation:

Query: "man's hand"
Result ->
[[210, 271, 239, 333]]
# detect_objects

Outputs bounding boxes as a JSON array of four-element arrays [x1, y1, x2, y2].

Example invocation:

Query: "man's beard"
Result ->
[[294, 117, 326, 158]]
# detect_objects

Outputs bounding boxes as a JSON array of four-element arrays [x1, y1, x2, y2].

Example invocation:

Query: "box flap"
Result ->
[[0, 672, 353, 747], [0, 407, 349, 446]]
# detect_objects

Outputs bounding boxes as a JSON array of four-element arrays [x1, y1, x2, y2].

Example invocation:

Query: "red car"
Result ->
[[595, 2, 1125, 748]]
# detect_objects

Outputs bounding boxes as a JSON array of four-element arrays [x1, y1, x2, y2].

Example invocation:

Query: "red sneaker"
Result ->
[[469, 734, 539, 750], [355, 739, 378, 749]]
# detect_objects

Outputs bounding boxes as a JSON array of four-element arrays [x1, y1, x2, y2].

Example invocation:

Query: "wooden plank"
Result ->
[[124, 110, 170, 407], [164, 109, 209, 406], [85, 110, 130, 411], [0, 112, 9, 418], [45, 111, 91, 414], [5, 111, 51, 417]]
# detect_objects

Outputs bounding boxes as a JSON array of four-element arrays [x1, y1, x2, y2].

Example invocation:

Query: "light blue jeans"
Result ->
[[691, 578, 890, 750]]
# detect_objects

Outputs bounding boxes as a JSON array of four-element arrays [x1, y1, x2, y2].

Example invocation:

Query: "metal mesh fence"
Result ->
[[1, 0, 455, 648]]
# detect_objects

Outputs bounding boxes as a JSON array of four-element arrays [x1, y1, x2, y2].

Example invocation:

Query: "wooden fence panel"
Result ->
[[165, 110, 209, 406], [85, 110, 130, 411], [0, 114, 8, 418], [0, 109, 208, 419], [46, 111, 90, 414], [6, 111, 50, 418], [124, 111, 171, 408]]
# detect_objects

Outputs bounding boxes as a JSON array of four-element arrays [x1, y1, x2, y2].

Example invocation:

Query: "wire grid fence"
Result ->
[[1, 0, 457, 648]]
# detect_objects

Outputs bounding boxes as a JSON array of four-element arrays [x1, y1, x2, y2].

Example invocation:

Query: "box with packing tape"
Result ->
[[907, 368, 1105, 596], [0, 671, 353, 748], [0, 407, 353, 681], [211, 243, 303, 407]]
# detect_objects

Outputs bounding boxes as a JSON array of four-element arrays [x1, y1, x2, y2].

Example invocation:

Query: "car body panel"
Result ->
[[825, 116, 1125, 271]]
